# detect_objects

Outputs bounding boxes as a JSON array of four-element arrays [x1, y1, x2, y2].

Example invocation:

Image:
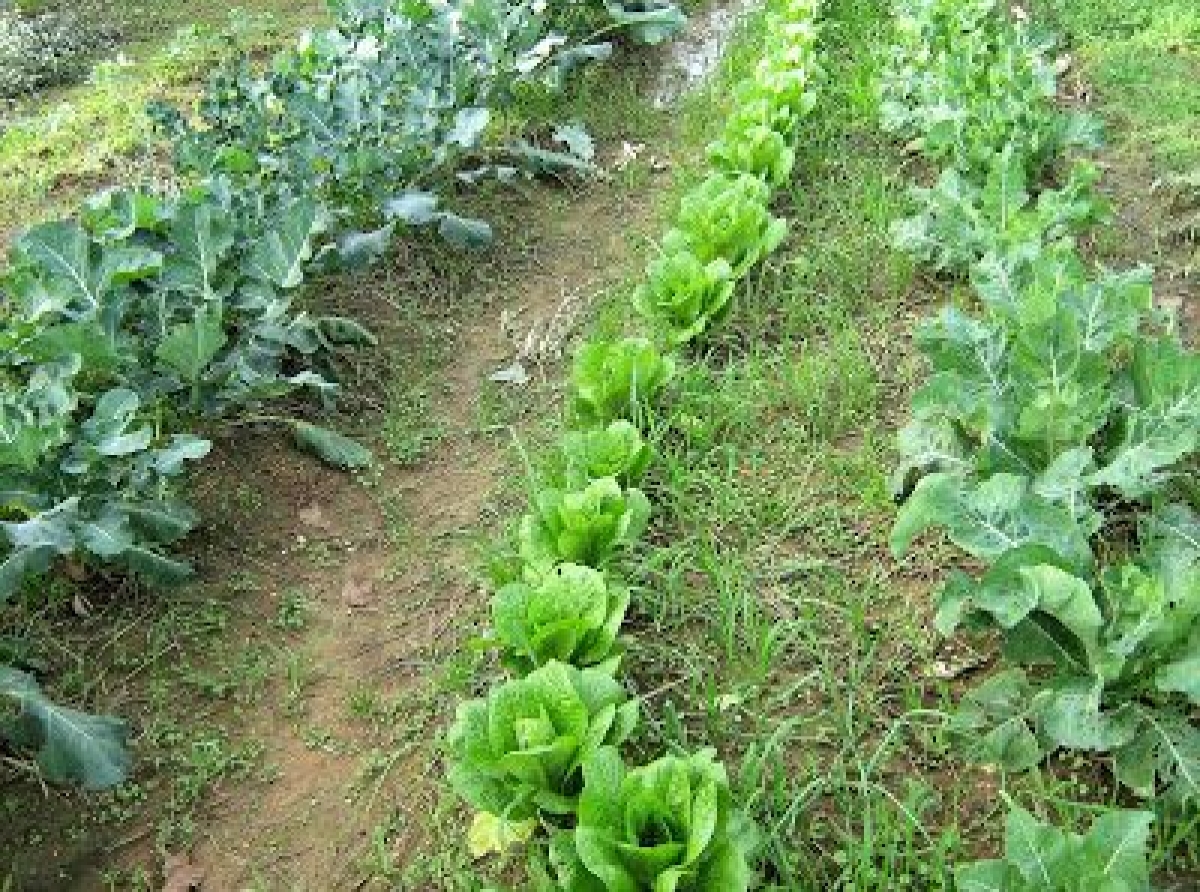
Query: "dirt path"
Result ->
[[172, 180, 664, 890]]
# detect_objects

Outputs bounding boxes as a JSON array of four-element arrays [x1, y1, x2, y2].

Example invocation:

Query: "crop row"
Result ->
[[882, 0, 1198, 886], [442, 2, 823, 889], [0, 1, 687, 793]]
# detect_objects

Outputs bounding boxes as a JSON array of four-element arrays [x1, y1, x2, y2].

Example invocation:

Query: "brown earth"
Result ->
[[166, 177, 664, 890]]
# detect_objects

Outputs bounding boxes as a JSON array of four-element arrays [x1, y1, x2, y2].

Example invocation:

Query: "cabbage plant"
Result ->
[[561, 420, 654, 487], [663, 174, 788, 278], [447, 661, 639, 820], [569, 338, 675, 427], [492, 562, 630, 674], [519, 477, 651, 571], [551, 746, 758, 891], [633, 250, 736, 347], [708, 125, 796, 187]]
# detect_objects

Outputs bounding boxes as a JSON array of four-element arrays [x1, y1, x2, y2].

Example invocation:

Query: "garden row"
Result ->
[[0, 0, 686, 791], [882, 0, 1199, 885], [442, 1, 823, 888]]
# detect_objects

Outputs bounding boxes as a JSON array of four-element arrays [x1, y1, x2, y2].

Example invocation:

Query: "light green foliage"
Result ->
[[885, 0, 1200, 807], [633, 251, 736, 347], [662, 174, 788, 278], [892, 148, 1105, 274], [569, 338, 675, 427], [560, 420, 654, 487], [519, 477, 651, 572], [881, 0, 1100, 177], [954, 803, 1154, 892], [550, 746, 757, 892], [446, 661, 639, 820], [708, 124, 796, 187], [492, 563, 630, 674]]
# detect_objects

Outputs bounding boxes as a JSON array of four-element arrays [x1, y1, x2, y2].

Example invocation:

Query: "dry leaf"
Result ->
[[162, 853, 205, 892], [298, 504, 331, 531], [342, 576, 373, 608]]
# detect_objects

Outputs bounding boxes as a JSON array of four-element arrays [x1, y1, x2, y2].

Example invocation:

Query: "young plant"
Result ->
[[708, 124, 796, 187], [560, 420, 654, 487], [663, 173, 788, 277], [519, 477, 651, 572], [954, 802, 1154, 891], [569, 338, 675, 427], [492, 563, 630, 674], [880, 0, 1100, 177], [446, 661, 639, 821], [891, 148, 1104, 276], [632, 250, 736, 347], [551, 746, 758, 891]]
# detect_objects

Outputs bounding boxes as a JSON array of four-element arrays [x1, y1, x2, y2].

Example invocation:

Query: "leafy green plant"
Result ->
[[153, 0, 679, 241], [561, 420, 654, 487], [0, 186, 371, 600], [550, 746, 758, 891], [663, 174, 788, 278], [633, 250, 736, 347], [0, 667, 130, 789], [519, 477, 651, 572], [880, 0, 1100, 177], [492, 562, 630, 674], [708, 124, 796, 187], [891, 148, 1105, 275], [954, 801, 1154, 891], [446, 661, 639, 821], [569, 338, 675, 427], [884, 0, 1200, 806]]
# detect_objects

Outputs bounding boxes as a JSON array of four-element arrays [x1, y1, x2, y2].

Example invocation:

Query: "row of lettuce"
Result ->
[[443, 3, 822, 889], [882, 0, 1198, 886], [0, 0, 689, 790]]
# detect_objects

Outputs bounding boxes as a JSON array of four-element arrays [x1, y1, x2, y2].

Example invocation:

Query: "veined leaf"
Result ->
[[155, 308, 227, 384], [290, 421, 372, 469], [1092, 338, 1200, 499], [891, 472, 1094, 571], [0, 667, 130, 789], [245, 199, 323, 289]]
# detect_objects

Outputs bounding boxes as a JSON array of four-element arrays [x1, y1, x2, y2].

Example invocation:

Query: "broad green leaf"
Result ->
[[1004, 804, 1067, 886], [290, 421, 372, 469], [245, 198, 322, 289], [0, 667, 130, 789], [12, 221, 99, 314], [953, 860, 1008, 892], [122, 499, 199, 543], [448, 107, 491, 149], [78, 510, 134, 558], [1034, 680, 1138, 752], [121, 545, 193, 584], [891, 473, 1093, 571], [161, 201, 235, 298], [384, 191, 440, 225], [81, 389, 152, 457], [437, 214, 493, 250], [155, 308, 227, 384], [1155, 655, 1200, 705], [1092, 338, 1200, 499]]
